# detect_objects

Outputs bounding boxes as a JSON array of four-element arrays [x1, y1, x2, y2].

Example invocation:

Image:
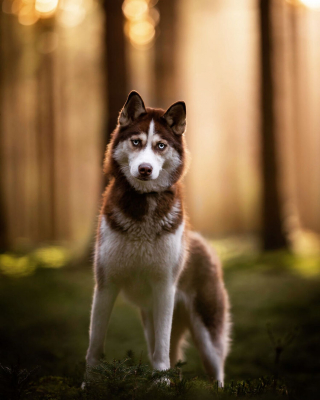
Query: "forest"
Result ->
[[0, 0, 320, 399]]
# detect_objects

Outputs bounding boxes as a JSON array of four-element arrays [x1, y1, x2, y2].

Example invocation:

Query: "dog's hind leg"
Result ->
[[189, 313, 227, 386], [181, 232, 230, 386], [140, 309, 155, 363]]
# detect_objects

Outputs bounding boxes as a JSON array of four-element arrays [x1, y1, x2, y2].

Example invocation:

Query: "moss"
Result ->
[[0, 250, 319, 399]]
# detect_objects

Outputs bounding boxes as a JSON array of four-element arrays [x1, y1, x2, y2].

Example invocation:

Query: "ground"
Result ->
[[0, 244, 319, 399]]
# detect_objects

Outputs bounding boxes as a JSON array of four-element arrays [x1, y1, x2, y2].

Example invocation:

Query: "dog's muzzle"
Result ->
[[138, 163, 153, 180]]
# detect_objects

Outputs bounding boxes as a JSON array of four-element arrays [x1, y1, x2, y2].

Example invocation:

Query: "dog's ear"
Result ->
[[119, 91, 146, 126], [163, 101, 186, 135]]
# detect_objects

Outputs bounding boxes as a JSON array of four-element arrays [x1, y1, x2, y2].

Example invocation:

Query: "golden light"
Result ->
[[122, 0, 159, 48], [6, 0, 92, 27], [11, 0, 22, 15], [285, 0, 301, 5], [18, 4, 40, 25], [298, 0, 320, 8], [122, 0, 148, 21], [149, 6, 160, 25], [59, 0, 86, 27], [129, 19, 155, 47], [35, 0, 59, 15], [147, 0, 158, 6]]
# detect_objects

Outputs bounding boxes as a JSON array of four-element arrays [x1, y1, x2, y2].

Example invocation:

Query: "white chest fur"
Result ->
[[97, 211, 185, 306]]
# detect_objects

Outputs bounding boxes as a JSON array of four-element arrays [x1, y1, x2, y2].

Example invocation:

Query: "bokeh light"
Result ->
[[58, 0, 86, 27], [35, 0, 59, 15], [18, 4, 39, 25], [0, 247, 70, 277], [11, 0, 22, 14], [33, 246, 70, 269], [122, 0, 148, 21], [0, 254, 36, 277], [299, 0, 320, 9], [149, 6, 159, 25], [122, 0, 159, 49], [3, 0, 91, 27], [129, 19, 155, 46]]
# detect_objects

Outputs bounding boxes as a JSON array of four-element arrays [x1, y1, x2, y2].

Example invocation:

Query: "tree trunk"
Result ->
[[0, 10, 8, 252], [103, 0, 128, 143], [36, 20, 57, 242], [154, 0, 179, 108], [79, 0, 128, 263], [258, 0, 289, 250]]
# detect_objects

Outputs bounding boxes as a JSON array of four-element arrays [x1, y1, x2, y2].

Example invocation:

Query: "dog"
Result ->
[[85, 91, 230, 386]]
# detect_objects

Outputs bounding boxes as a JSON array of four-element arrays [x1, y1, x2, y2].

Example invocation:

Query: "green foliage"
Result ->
[[0, 357, 290, 400], [1, 250, 319, 398], [26, 376, 84, 400], [0, 362, 39, 400], [82, 357, 290, 400], [0, 247, 70, 278]]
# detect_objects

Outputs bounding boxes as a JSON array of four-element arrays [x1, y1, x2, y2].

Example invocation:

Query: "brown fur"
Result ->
[[87, 92, 230, 384], [178, 232, 229, 341], [101, 176, 183, 234], [104, 108, 186, 184], [100, 100, 229, 352]]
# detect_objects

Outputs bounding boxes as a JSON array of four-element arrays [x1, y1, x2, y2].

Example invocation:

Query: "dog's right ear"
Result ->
[[118, 91, 146, 126]]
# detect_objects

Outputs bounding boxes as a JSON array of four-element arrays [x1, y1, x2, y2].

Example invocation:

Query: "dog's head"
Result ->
[[104, 91, 188, 193]]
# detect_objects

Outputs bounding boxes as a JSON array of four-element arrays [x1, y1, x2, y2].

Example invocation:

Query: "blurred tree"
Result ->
[[103, 0, 128, 144], [0, 10, 8, 252], [154, 0, 179, 108], [259, 0, 289, 250], [78, 0, 128, 261], [36, 20, 57, 242]]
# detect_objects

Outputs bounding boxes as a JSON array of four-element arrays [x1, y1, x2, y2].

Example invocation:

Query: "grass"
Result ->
[[0, 248, 319, 399]]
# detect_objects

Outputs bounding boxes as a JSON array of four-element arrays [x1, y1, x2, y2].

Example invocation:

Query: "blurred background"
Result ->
[[0, 0, 320, 398], [1, 0, 320, 256]]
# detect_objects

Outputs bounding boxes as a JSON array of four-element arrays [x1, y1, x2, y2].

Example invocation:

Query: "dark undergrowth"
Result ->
[[0, 356, 291, 400], [0, 248, 320, 399]]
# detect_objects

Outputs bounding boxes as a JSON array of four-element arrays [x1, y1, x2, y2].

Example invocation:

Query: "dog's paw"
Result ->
[[159, 377, 171, 386], [81, 381, 86, 390], [151, 376, 171, 387], [217, 380, 224, 389]]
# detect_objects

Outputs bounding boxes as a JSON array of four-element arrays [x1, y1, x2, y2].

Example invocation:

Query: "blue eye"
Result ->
[[132, 139, 140, 146], [158, 143, 166, 150]]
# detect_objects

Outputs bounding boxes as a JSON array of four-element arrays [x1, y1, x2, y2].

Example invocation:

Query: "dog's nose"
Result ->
[[138, 163, 153, 177]]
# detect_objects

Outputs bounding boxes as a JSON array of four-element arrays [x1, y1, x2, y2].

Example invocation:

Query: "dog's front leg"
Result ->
[[86, 283, 119, 367], [152, 281, 176, 371]]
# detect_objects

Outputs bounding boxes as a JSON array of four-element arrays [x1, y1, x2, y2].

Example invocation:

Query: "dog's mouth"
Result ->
[[135, 176, 152, 182]]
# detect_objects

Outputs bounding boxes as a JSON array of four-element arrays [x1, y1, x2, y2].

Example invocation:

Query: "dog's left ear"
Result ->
[[163, 101, 186, 135]]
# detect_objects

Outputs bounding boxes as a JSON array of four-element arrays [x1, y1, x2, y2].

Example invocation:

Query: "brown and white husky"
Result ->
[[85, 91, 230, 386]]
